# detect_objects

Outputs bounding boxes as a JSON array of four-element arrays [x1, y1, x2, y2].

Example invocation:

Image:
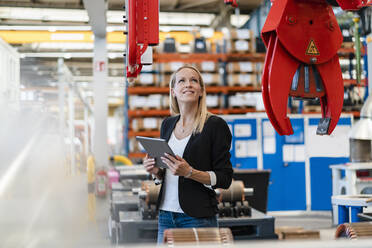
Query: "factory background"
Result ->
[[0, 0, 371, 247]]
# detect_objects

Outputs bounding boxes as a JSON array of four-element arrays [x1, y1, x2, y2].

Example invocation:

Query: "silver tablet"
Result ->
[[136, 136, 176, 169]]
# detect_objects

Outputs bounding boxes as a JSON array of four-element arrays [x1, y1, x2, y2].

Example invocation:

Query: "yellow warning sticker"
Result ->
[[306, 39, 320, 56]]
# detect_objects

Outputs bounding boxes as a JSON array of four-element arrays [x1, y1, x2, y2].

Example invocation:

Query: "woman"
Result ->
[[143, 65, 233, 243]]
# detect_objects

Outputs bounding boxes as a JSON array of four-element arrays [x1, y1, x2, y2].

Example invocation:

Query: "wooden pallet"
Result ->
[[275, 227, 320, 240]]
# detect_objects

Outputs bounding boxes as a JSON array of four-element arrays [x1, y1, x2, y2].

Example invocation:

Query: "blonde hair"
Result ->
[[169, 65, 212, 134]]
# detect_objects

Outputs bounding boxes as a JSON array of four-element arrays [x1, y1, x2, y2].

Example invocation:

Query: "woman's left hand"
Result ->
[[161, 153, 192, 177]]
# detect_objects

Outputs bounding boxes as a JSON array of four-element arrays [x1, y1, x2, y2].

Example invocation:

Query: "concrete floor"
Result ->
[[0, 110, 111, 247], [273, 211, 336, 240]]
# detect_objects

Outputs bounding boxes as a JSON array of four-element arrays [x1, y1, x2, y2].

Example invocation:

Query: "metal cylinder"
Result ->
[[350, 138, 372, 162], [335, 222, 372, 239], [163, 227, 233, 245], [141, 180, 160, 204], [218, 180, 245, 202]]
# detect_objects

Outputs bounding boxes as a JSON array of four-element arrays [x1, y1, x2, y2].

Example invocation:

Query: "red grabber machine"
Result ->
[[261, 0, 371, 136], [124, 0, 159, 80], [224, 0, 238, 8]]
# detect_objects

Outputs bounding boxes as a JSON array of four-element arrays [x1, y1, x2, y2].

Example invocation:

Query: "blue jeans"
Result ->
[[157, 210, 218, 244]]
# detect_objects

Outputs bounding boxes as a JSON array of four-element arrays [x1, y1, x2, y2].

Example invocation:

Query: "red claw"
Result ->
[[261, 0, 344, 135]]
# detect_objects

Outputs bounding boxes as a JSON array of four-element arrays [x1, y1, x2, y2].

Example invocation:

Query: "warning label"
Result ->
[[306, 39, 320, 56]]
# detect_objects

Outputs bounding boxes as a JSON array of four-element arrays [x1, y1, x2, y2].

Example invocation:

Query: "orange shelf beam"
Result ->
[[128, 86, 262, 95], [128, 152, 146, 159], [209, 108, 260, 115], [154, 53, 225, 63], [343, 79, 366, 86], [128, 130, 160, 138], [224, 53, 266, 62], [128, 81, 364, 96], [153, 53, 266, 63], [129, 108, 261, 117], [128, 87, 169, 94], [338, 47, 366, 56], [223, 86, 261, 93], [128, 109, 170, 117]]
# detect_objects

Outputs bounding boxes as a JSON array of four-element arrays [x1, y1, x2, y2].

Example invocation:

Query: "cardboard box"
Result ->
[[137, 73, 157, 86], [162, 95, 170, 109], [199, 61, 217, 72], [228, 74, 256, 86], [233, 40, 250, 52], [227, 62, 255, 73], [129, 96, 147, 109], [201, 73, 220, 85], [228, 94, 245, 108], [141, 64, 158, 72], [146, 94, 162, 109], [228, 92, 262, 108], [178, 43, 192, 53], [143, 117, 160, 130], [162, 62, 184, 73], [160, 73, 172, 87], [206, 95, 220, 108], [226, 38, 255, 53], [131, 118, 143, 131], [229, 29, 253, 40]]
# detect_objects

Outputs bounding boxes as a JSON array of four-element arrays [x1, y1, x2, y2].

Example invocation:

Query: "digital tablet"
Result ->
[[136, 136, 176, 169]]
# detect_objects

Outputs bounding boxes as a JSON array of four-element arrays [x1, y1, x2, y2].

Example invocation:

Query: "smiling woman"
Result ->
[[142, 65, 233, 244], [169, 65, 209, 135]]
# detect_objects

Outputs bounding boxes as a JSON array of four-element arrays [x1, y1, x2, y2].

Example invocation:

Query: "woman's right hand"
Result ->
[[143, 154, 160, 176]]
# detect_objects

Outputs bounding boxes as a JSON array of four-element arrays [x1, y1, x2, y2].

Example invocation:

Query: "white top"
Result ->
[[159, 132, 191, 213], [159, 131, 218, 213]]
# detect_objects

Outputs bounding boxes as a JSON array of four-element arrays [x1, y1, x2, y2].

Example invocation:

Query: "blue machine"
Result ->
[[224, 113, 352, 212]]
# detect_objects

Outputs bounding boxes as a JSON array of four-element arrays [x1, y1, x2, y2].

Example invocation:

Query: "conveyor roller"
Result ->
[[335, 222, 372, 239], [163, 227, 233, 245]]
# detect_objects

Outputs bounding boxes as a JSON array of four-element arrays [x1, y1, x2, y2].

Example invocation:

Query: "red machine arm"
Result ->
[[261, 0, 371, 136], [125, 0, 159, 79]]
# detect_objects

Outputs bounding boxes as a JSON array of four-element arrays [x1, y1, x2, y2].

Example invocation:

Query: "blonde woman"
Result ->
[[143, 65, 233, 243]]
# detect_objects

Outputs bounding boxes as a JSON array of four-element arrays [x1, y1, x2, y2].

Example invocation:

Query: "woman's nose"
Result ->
[[184, 80, 192, 87]]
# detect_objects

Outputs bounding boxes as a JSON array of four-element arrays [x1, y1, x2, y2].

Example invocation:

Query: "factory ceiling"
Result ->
[[0, 0, 264, 104], [0, 0, 263, 14]]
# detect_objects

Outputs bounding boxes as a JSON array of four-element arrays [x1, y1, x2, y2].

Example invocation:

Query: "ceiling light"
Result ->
[[48, 27, 57, 32]]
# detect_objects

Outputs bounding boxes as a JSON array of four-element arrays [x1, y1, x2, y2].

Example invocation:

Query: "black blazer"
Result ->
[[157, 115, 233, 217]]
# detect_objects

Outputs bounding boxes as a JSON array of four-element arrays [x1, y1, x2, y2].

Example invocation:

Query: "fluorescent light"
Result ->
[[0, 26, 92, 31], [48, 27, 57, 32], [0, 7, 89, 22], [0, 7, 216, 26], [34, 42, 94, 50]]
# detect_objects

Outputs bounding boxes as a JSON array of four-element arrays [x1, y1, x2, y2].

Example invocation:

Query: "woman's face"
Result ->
[[172, 68, 203, 104]]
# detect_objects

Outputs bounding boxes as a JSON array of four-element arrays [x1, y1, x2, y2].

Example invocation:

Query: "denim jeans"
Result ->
[[157, 210, 218, 244]]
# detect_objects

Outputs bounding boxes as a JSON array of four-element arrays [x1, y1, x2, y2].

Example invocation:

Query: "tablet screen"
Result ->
[[136, 136, 176, 169]]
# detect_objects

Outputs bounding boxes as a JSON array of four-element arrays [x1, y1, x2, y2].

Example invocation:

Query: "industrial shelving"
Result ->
[[126, 45, 366, 158]]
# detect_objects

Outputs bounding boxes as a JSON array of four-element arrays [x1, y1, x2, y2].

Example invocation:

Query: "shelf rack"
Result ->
[[124, 48, 366, 156]]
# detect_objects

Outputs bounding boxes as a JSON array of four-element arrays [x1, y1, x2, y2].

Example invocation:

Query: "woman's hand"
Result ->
[[143, 154, 160, 176], [161, 153, 192, 177]]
